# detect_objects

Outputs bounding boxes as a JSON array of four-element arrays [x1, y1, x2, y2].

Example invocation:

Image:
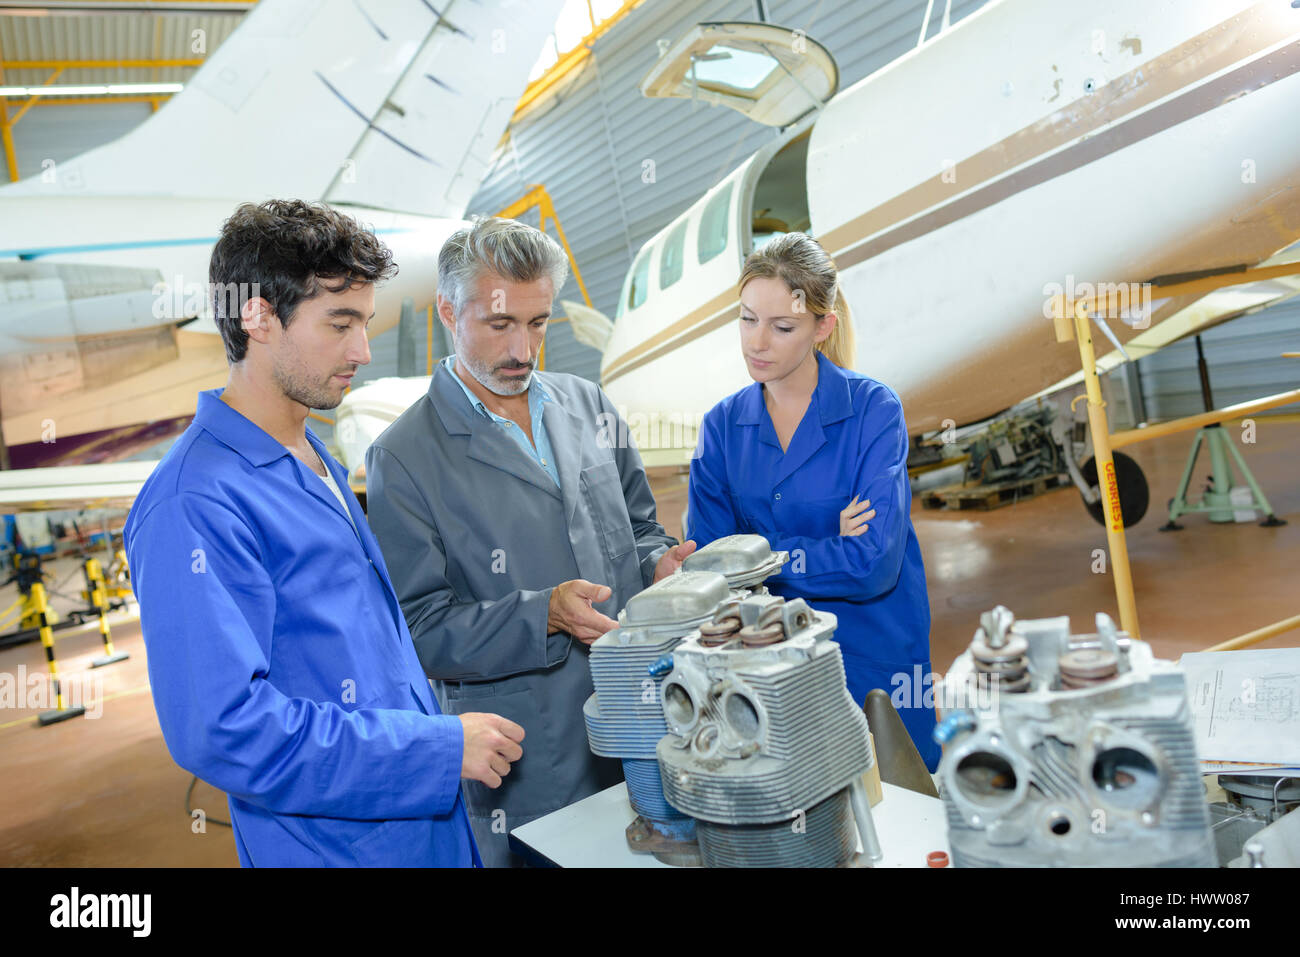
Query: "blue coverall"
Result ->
[[124, 389, 479, 866], [688, 351, 942, 771]]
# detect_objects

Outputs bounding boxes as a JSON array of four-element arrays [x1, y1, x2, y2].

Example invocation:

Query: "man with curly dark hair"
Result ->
[[125, 200, 522, 867]]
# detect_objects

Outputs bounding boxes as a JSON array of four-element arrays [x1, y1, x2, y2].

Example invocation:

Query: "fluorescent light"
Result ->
[[36, 85, 111, 96], [0, 83, 184, 98], [106, 83, 184, 94]]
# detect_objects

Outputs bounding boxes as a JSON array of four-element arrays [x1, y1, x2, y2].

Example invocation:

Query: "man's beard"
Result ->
[[455, 344, 533, 396], [273, 357, 347, 410]]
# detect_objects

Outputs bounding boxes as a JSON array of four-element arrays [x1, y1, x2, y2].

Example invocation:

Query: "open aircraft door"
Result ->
[[640, 21, 838, 127]]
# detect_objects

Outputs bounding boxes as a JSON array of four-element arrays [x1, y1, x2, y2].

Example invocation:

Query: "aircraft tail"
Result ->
[[0, 0, 563, 217]]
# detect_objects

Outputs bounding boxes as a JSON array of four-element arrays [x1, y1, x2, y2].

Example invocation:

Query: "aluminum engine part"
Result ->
[[696, 789, 857, 868], [584, 569, 731, 852], [1211, 775, 1300, 865], [657, 592, 875, 867], [935, 606, 1216, 867], [681, 533, 788, 591], [1225, 796, 1300, 867], [585, 570, 732, 759], [584, 534, 789, 761]]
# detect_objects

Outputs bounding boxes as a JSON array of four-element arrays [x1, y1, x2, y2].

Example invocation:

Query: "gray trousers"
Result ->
[[470, 807, 546, 868]]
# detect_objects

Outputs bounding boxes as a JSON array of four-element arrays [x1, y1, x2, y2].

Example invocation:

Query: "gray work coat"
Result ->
[[364, 363, 676, 866]]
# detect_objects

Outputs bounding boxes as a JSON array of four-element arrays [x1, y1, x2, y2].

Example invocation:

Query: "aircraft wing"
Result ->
[[0, 462, 157, 514], [0, 0, 564, 218]]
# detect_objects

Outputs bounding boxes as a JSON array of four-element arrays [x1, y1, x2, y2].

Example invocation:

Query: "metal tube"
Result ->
[[1109, 388, 1300, 448], [1194, 336, 1215, 412], [849, 776, 883, 865], [1074, 304, 1141, 639], [1202, 614, 1300, 652], [1206, 426, 1234, 521]]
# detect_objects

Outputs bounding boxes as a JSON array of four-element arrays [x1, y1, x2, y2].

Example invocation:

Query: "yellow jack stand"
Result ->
[[81, 556, 129, 668], [2, 553, 93, 724], [104, 542, 133, 602], [25, 576, 87, 727]]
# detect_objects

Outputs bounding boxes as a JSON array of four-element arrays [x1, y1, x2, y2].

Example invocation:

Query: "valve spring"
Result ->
[[740, 602, 788, 647], [739, 623, 786, 647], [699, 615, 741, 647], [1058, 648, 1119, 689], [971, 632, 1031, 693]]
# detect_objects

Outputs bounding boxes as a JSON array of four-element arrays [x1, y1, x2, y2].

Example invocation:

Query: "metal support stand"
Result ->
[[32, 580, 85, 726], [849, 775, 884, 866], [81, 556, 129, 668], [1161, 336, 1286, 530]]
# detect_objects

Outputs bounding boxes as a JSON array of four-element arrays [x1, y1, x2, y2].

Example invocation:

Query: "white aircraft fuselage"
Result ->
[[598, 0, 1300, 459]]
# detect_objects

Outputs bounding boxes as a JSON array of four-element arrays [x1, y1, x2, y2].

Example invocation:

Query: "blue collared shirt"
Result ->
[[124, 389, 479, 867], [687, 351, 940, 771], [442, 355, 560, 488]]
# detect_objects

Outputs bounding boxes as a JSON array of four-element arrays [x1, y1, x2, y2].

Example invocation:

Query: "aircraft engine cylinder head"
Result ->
[[585, 536, 788, 858], [657, 592, 874, 867], [695, 789, 856, 868], [680, 533, 788, 593], [936, 606, 1216, 868]]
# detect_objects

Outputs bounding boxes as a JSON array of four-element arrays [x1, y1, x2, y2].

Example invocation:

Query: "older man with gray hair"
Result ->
[[365, 216, 695, 867]]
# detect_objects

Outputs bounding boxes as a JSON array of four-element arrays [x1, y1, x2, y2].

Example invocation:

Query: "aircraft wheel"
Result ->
[[1079, 451, 1149, 527]]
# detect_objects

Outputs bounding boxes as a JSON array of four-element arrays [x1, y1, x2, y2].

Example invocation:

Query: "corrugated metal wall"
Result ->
[[1137, 301, 1300, 420], [10, 102, 152, 177], [1, 12, 241, 178], [0, 12, 238, 87]]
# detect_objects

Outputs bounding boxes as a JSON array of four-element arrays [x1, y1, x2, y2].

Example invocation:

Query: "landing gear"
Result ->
[[1078, 451, 1150, 528]]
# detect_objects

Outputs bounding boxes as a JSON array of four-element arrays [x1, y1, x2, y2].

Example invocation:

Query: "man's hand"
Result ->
[[653, 540, 697, 583], [458, 712, 525, 788], [547, 579, 619, 644], [840, 496, 875, 537]]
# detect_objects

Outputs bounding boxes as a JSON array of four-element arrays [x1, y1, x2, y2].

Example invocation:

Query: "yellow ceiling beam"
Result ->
[[2, 58, 204, 69], [0, 32, 18, 182], [13, 94, 171, 106], [1, 121, 17, 182], [7, 66, 64, 125], [512, 0, 646, 121]]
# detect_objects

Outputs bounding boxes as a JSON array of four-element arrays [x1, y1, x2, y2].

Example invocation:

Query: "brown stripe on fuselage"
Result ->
[[602, 288, 738, 381], [601, 2, 1300, 387], [817, 0, 1298, 258], [833, 39, 1300, 270]]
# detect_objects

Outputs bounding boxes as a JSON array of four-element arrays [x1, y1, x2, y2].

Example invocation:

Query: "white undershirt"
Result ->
[[317, 464, 357, 530], [291, 444, 357, 531]]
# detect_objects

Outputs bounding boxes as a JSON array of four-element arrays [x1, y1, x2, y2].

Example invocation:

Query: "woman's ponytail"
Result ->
[[816, 285, 856, 370]]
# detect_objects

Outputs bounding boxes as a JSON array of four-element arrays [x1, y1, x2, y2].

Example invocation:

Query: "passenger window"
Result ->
[[659, 220, 688, 290], [626, 245, 652, 313], [697, 184, 733, 264]]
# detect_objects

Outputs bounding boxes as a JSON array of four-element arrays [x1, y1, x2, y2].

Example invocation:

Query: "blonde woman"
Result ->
[[687, 232, 940, 770]]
